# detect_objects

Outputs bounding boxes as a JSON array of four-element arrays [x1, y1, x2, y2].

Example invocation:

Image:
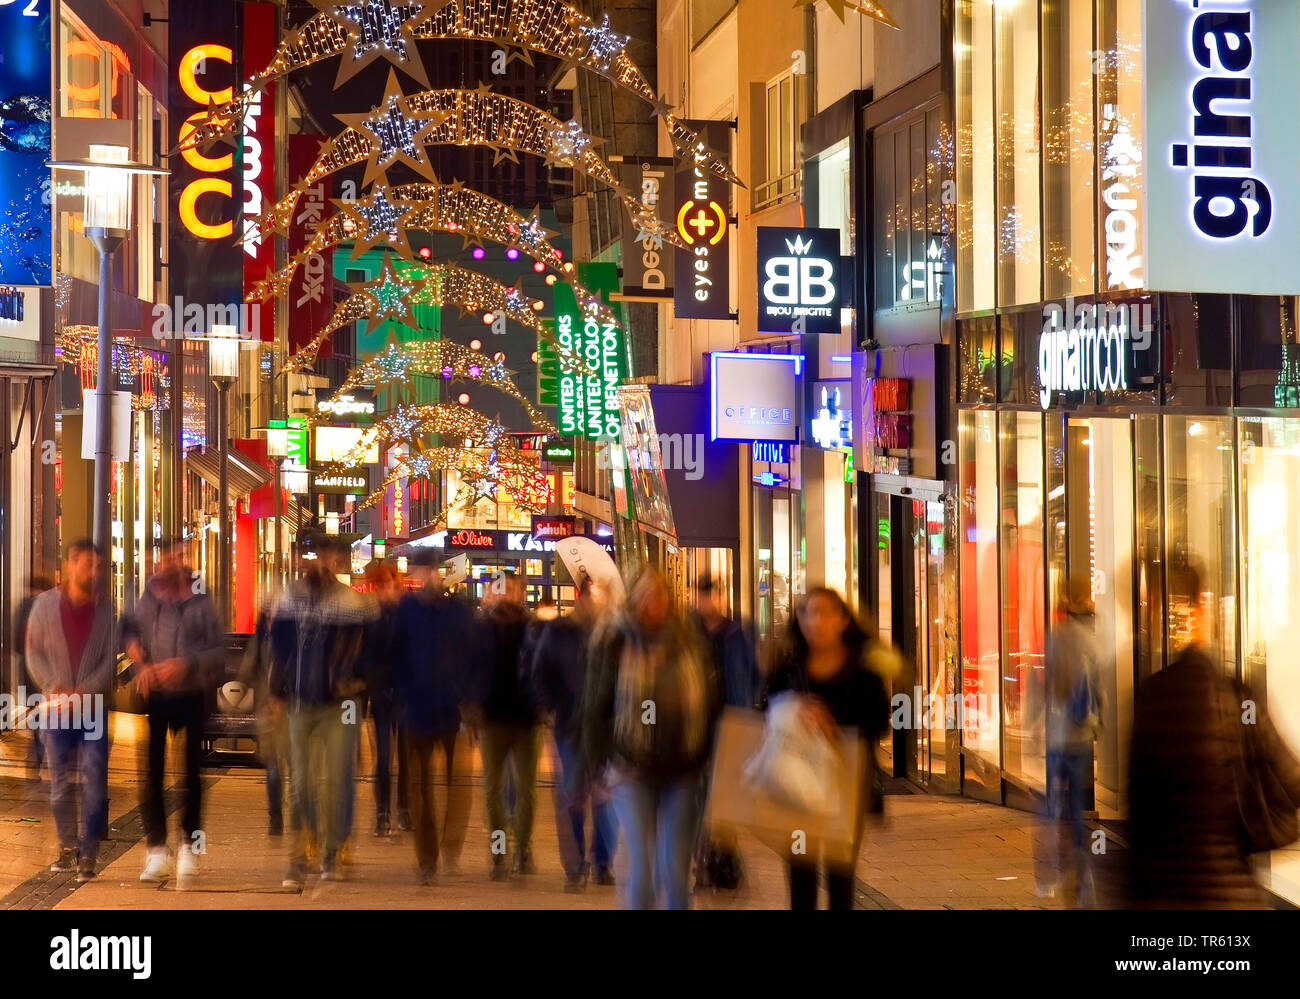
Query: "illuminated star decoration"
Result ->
[[336, 184, 411, 257], [575, 13, 630, 71], [548, 120, 594, 168], [354, 253, 421, 335], [337, 70, 446, 186], [791, 0, 898, 29], [311, 0, 434, 88]]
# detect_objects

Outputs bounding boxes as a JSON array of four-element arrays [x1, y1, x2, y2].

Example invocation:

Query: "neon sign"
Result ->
[[1037, 300, 1131, 409]]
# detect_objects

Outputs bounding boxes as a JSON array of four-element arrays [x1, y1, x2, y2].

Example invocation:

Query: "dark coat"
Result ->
[[391, 587, 474, 734], [467, 602, 537, 724], [268, 576, 371, 706], [1129, 647, 1300, 909], [692, 612, 761, 709], [528, 614, 590, 741]]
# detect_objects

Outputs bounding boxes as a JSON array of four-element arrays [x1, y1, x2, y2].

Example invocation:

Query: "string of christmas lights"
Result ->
[[170, 0, 741, 188], [313, 340, 557, 433], [285, 254, 582, 372]]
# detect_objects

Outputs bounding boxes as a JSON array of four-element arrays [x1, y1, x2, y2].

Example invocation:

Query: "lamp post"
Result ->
[[206, 325, 241, 628], [47, 146, 168, 595]]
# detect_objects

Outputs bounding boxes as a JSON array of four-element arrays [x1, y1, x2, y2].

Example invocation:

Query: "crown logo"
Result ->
[[784, 234, 814, 255]]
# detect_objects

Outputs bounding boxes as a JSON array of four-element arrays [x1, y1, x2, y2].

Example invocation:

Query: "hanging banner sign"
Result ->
[[551, 262, 625, 442], [617, 156, 674, 300], [169, 0, 244, 319], [242, 1, 277, 341], [1143, 0, 1300, 294], [673, 122, 731, 320], [288, 134, 334, 354]]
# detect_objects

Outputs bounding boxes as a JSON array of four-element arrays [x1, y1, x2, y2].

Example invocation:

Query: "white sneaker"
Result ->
[[176, 847, 198, 889], [139, 847, 171, 883]]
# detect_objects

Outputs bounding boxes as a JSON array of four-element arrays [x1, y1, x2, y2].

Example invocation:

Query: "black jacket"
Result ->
[[468, 602, 538, 724], [391, 586, 475, 734], [528, 615, 591, 741]]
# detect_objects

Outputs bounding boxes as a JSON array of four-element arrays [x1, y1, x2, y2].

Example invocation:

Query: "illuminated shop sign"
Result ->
[[532, 515, 576, 542], [673, 129, 731, 320], [312, 468, 368, 494], [757, 227, 842, 335], [752, 441, 789, 464], [810, 380, 852, 450], [242, 0, 276, 342], [710, 352, 801, 443], [316, 392, 376, 418], [314, 425, 380, 464], [899, 237, 943, 303], [552, 263, 625, 442], [1037, 301, 1132, 409], [1144, 0, 1300, 293], [618, 156, 673, 300], [426, 528, 615, 555]]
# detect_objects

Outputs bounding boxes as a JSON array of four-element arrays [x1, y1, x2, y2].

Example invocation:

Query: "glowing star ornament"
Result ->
[[548, 120, 595, 168], [310, 0, 434, 88], [338, 70, 446, 186], [336, 184, 412, 257], [353, 253, 421, 335], [574, 13, 630, 71], [791, 0, 898, 29]]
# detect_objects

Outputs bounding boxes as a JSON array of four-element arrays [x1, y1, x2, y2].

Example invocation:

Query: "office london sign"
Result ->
[[1038, 301, 1134, 410], [1144, 0, 1300, 294]]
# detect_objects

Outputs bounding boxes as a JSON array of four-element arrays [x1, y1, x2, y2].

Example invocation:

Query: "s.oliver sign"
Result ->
[[1143, 0, 1300, 294], [757, 227, 843, 335], [429, 528, 613, 554]]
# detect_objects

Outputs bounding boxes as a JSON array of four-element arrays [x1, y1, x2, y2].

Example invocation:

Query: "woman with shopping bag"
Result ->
[[758, 588, 892, 910]]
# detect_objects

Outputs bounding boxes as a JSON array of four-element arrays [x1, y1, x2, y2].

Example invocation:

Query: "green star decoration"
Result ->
[[353, 254, 421, 336]]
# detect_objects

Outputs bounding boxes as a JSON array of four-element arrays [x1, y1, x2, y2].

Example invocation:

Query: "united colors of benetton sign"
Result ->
[[1143, 0, 1300, 294], [756, 227, 842, 335]]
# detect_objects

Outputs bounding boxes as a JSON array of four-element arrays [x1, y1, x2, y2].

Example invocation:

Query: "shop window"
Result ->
[[958, 315, 997, 404], [1163, 294, 1233, 408], [959, 410, 1000, 767], [1165, 415, 1236, 676], [1239, 297, 1300, 408], [873, 108, 947, 314], [1134, 414, 1163, 681], [1042, 0, 1095, 299], [955, 0, 994, 313], [999, 411, 1046, 790], [994, 0, 1041, 307]]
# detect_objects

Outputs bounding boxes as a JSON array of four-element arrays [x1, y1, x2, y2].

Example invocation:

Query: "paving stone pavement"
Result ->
[[1, 716, 1124, 910]]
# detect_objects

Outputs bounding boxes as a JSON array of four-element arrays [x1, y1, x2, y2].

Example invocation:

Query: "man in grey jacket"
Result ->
[[24, 539, 113, 882], [120, 539, 224, 889]]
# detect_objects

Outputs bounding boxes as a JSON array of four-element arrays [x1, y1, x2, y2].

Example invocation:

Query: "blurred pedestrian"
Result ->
[[14, 574, 55, 777], [239, 594, 288, 836], [121, 538, 223, 889], [1036, 577, 1103, 905], [269, 535, 372, 886], [1129, 559, 1300, 908], [691, 574, 759, 891], [584, 569, 719, 910], [25, 541, 112, 882], [761, 587, 891, 910], [467, 572, 540, 879], [529, 579, 617, 891], [391, 549, 474, 884], [364, 560, 408, 838]]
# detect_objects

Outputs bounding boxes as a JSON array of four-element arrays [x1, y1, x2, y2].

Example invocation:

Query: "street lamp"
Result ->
[[205, 324, 243, 628], [47, 146, 167, 584]]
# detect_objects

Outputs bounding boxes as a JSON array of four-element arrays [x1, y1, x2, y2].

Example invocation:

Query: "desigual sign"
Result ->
[[1144, 0, 1300, 293], [757, 227, 842, 335]]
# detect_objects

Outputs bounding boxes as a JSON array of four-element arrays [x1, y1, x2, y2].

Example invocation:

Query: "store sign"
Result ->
[[898, 236, 944, 303], [428, 527, 614, 555], [532, 515, 575, 542], [383, 476, 408, 539], [169, 1, 243, 315], [618, 157, 673, 300], [864, 377, 911, 475], [313, 468, 368, 494], [288, 135, 333, 354], [710, 352, 800, 443], [0, 0, 51, 285], [809, 380, 852, 450], [757, 227, 842, 335], [1037, 301, 1132, 409], [316, 391, 376, 419], [752, 441, 789, 464], [673, 139, 730, 320], [541, 437, 574, 463], [1143, 0, 1300, 294], [242, 1, 276, 342], [552, 263, 625, 442], [314, 425, 380, 464]]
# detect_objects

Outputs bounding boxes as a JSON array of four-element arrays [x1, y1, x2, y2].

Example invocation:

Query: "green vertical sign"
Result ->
[[551, 263, 626, 441], [537, 319, 559, 407]]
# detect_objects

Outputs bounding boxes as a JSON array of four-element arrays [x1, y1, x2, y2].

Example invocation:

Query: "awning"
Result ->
[[186, 446, 272, 498]]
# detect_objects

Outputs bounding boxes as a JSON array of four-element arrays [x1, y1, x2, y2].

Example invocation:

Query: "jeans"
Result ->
[[788, 860, 856, 910], [339, 710, 361, 843], [143, 692, 205, 849], [372, 696, 408, 819], [480, 721, 540, 862], [288, 702, 353, 867], [610, 770, 705, 910], [554, 733, 616, 877], [45, 727, 109, 857], [1036, 748, 1092, 890], [405, 728, 470, 872], [261, 709, 291, 823]]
